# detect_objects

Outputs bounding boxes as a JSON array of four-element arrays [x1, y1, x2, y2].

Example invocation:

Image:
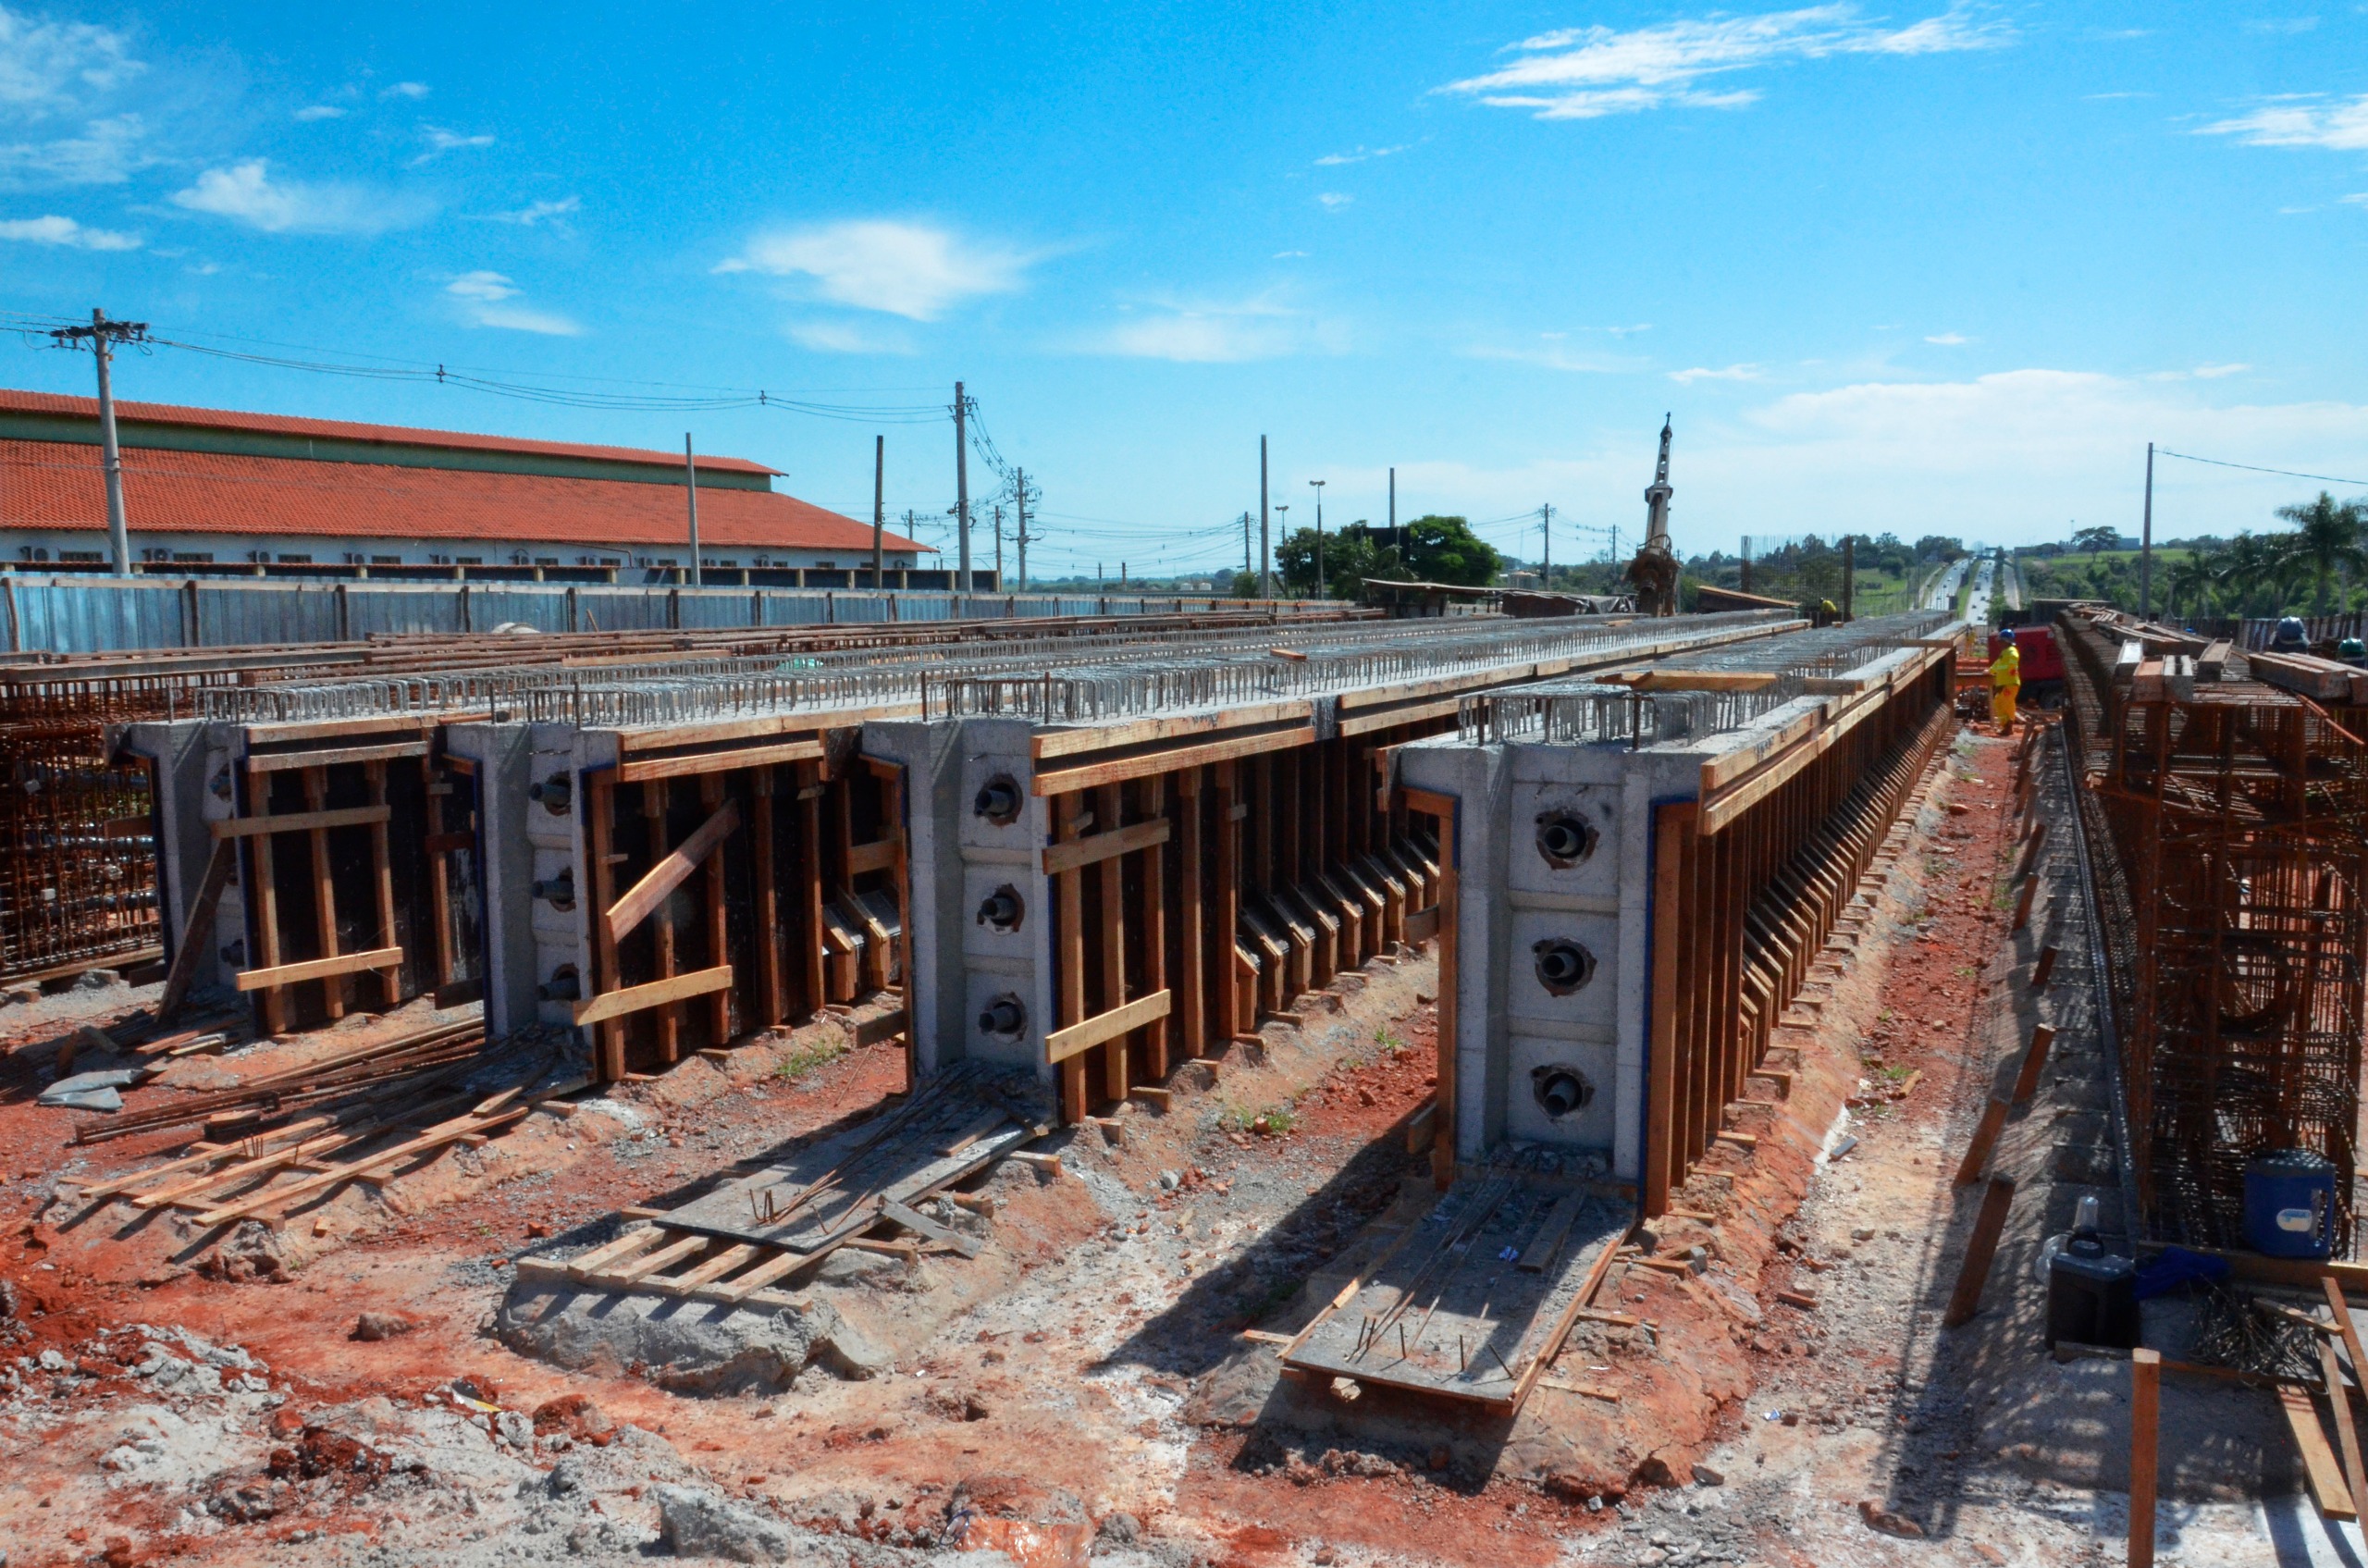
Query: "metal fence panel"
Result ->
[[10, 579, 185, 654], [344, 586, 468, 639], [576, 587, 673, 634], [194, 583, 340, 648]]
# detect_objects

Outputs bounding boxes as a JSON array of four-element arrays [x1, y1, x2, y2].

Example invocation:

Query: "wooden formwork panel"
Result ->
[[578, 732, 907, 1083], [1643, 662, 1954, 1216], [1039, 721, 1451, 1126], [235, 744, 481, 1033]]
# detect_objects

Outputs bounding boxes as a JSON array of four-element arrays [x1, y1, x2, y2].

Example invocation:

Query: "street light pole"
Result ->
[[1308, 478, 1326, 599], [1275, 503, 1289, 595]]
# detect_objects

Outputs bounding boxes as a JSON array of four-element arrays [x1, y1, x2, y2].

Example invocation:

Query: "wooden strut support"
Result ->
[[1400, 785, 1458, 1188], [1942, 1175, 2016, 1327], [155, 839, 237, 1026], [2129, 1349, 2160, 1568]]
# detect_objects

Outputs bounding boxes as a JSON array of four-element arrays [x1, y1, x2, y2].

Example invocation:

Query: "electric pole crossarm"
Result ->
[[51, 308, 150, 578]]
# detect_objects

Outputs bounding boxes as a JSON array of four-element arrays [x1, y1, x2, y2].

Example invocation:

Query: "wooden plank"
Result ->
[[1646, 803, 1692, 1219], [572, 964, 734, 1027], [422, 755, 454, 989], [303, 768, 343, 1022], [644, 780, 680, 1064], [1518, 1192, 1585, 1272], [235, 945, 402, 992], [880, 1198, 982, 1258], [752, 768, 785, 1028], [188, 1102, 536, 1228], [565, 1226, 663, 1281], [1942, 1176, 2015, 1327], [2325, 1279, 2368, 1399], [2008, 1024, 2056, 1105], [1097, 783, 1129, 1105], [615, 736, 824, 784], [1046, 989, 1172, 1065], [605, 799, 740, 945], [244, 740, 427, 774], [365, 760, 401, 1010], [209, 805, 389, 839], [1178, 766, 1205, 1059], [1041, 816, 1172, 875], [2130, 1348, 2160, 1568], [845, 837, 899, 876], [1141, 773, 1170, 1080], [1402, 787, 1458, 1187], [1955, 1095, 2011, 1185], [2283, 1382, 2359, 1521], [1031, 722, 1317, 797], [700, 774, 732, 1044], [797, 761, 826, 1020], [1030, 699, 1308, 759], [2323, 1337, 2368, 1516], [157, 839, 237, 1026], [1403, 905, 1441, 945], [586, 773, 624, 1082]]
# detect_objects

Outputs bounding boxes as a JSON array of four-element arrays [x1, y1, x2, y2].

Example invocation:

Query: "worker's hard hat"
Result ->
[[2342, 638, 2365, 659], [2277, 616, 2308, 641], [1996, 626, 2016, 643]]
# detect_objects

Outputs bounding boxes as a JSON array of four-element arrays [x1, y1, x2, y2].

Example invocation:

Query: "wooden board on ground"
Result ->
[[1281, 1179, 1630, 1414], [655, 1061, 1044, 1254]]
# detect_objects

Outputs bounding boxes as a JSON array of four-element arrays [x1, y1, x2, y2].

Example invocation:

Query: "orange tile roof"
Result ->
[[0, 440, 931, 554], [0, 388, 780, 476]]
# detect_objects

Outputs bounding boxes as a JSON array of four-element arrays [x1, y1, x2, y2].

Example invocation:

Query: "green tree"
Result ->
[[2072, 525, 2119, 562], [2164, 552, 2216, 619], [1914, 536, 1965, 562], [2274, 490, 2368, 616], [1390, 514, 1501, 586], [1276, 525, 1389, 599]]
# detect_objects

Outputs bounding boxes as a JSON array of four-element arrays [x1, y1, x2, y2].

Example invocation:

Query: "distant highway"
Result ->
[[1962, 558, 1997, 625], [1922, 557, 1971, 611]]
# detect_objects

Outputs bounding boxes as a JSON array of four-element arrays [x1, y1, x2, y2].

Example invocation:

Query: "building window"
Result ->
[[455, 556, 482, 565], [814, 561, 834, 570], [277, 553, 313, 564], [59, 549, 102, 562], [535, 557, 558, 567], [173, 552, 215, 563], [371, 555, 401, 564]]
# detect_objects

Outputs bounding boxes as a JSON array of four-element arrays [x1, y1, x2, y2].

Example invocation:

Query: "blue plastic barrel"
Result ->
[[2243, 1148, 2337, 1259]]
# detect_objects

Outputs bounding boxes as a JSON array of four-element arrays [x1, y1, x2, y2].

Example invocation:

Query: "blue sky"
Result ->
[[1, 2, 2365, 578]]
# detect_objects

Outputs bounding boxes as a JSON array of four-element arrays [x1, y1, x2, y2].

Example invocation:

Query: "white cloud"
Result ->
[[381, 80, 429, 100], [0, 211, 135, 248], [294, 105, 346, 121], [718, 219, 1031, 320], [1273, 249, 1309, 258], [2201, 94, 2368, 151], [2190, 363, 2251, 378], [2244, 16, 2321, 33], [1317, 191, 1352, 209], [1085, 293, 1338, 364], [170, 159, 431, 236], [0, 109, 145, 184], [444, 270, 582, 336], [1314, 144, 1409, 167], [1441, 5, 2010, 120], [785, 318, 911, 354], [411, 124, 493, 166], [0, 6, 142, 116], [1925, 331, 1968, 344], [483, 195, 578, 227], [1670, 363, 1763, 383], [1463, 338, 1643, 374]]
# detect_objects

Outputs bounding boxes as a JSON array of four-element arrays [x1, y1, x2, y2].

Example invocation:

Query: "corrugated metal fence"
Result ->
[[0, 577, 1276, 655]]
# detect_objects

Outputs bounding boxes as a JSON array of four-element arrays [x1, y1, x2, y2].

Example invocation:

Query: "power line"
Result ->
[[2156, 450, 2368, 490]]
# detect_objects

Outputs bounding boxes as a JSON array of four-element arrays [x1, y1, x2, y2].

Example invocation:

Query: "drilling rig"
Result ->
[[1624, 415, 1680, 617]]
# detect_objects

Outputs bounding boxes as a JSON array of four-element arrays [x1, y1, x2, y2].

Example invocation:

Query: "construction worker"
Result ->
[[1987, 627, 2021, 735], [2341, 637, 2368, 670], [2272, 616, 2310, 656]]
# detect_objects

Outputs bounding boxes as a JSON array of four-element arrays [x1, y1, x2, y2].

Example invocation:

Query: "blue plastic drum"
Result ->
[[2243, 1148, 2337, 1259]]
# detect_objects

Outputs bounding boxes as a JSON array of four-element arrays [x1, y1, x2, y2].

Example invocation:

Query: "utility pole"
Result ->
[[871, 435, 885, 588], [1539, 502, 1554, 586], [1309, 478, 1326, 599], [684, 434, 702, 587], [1259, 437, 1272, 599], [2140, 441, 2155, 620], [1014, 467, 1031, 591], [993, 503, 1005, 587], [1241, 512, 1252, 580], [953, 381, 971, 592], [1275, 505, 1289, 595], [51, 308, 147, 575], [1389, 467, 1400, 574], [1841, 535, 1855, 622]]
